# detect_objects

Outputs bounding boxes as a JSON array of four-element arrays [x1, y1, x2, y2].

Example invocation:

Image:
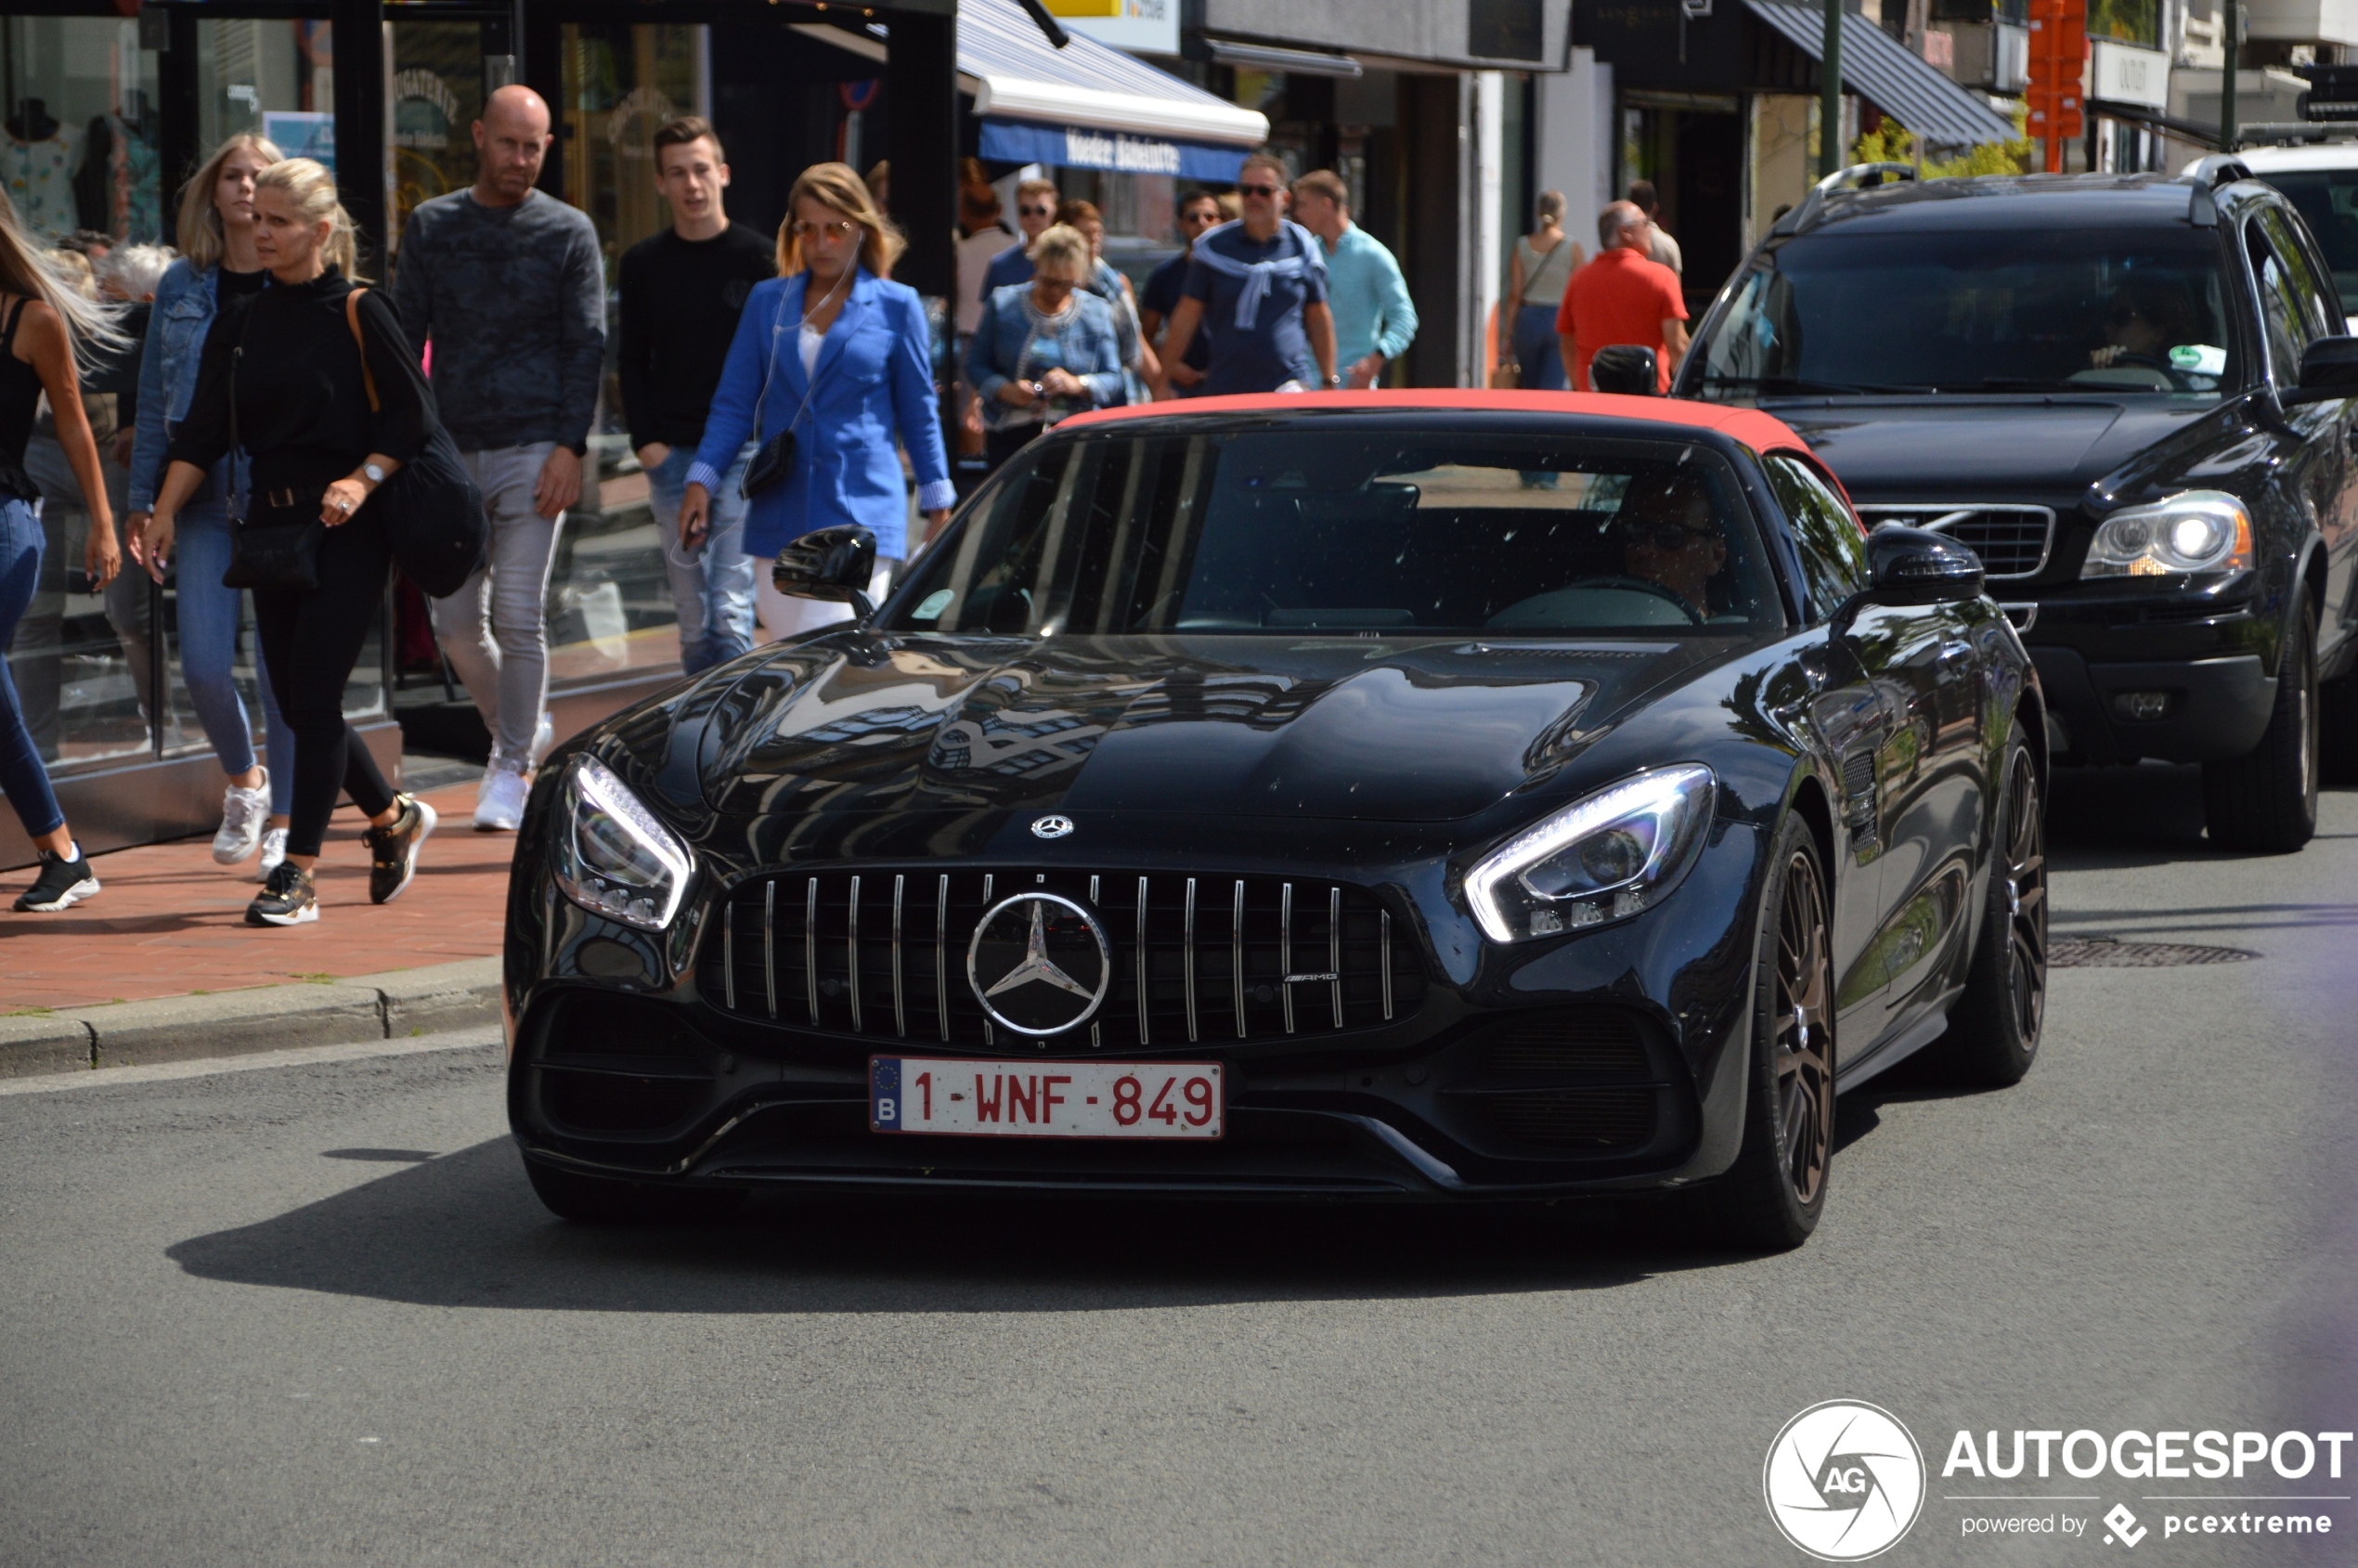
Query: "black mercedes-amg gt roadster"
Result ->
[[503, 390, 2047, 1250]]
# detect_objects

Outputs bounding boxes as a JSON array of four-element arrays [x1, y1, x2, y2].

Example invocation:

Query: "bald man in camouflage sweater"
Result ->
[[391, 84, 605, 832]]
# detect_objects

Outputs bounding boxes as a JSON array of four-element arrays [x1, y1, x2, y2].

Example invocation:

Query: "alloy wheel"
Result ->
[[2002, 749, 2048, 1052], [1772, 850, 1834, 1207]]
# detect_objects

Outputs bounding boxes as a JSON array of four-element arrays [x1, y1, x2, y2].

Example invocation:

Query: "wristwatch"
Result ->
[[360, 461, 388, 486], [1326, 374, 1344, 388]]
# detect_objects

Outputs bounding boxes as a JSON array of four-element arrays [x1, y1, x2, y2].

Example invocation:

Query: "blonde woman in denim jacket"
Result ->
[[123, 134, 296, 879]]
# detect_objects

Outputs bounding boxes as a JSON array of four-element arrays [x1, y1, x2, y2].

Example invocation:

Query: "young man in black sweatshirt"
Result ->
[[617, 116, 775, 675]]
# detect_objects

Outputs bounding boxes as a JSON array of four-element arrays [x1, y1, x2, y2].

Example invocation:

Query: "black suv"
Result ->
[[1676, 162, 2357, 849]]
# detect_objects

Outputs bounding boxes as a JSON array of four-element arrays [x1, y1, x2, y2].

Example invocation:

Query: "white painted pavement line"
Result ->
[[0, 1029, 502, 1096]]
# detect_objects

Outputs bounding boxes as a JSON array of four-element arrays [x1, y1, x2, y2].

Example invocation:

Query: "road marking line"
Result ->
[[0, 1030, 501, 1096]]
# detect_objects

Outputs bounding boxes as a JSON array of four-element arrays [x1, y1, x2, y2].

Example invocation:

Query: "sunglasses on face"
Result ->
[[1620, 521, 1715, 551], [792, 217, 858, 240], [1237, 183, 1281, 198], [1019, 203, 1056, 218]]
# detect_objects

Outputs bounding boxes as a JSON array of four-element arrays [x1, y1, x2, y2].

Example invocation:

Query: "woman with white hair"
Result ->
[[124, 134, 298, 880], [965, 223, 1126, 473], [0, 188, 124, 911]]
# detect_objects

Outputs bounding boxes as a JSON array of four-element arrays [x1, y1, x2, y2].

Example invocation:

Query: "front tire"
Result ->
[[523, 1155, 748, 1225], [1937, 719, 2046, 1086], [1703, 813, 1835, 1251], [2203, 601, 2319, 852]]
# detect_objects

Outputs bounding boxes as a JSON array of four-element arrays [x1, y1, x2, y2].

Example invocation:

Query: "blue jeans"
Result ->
[[175, 501, 294, 813], [1513, 304, 1569, 392], [0, 496, 65, 839], [647, 444, 755, 675]]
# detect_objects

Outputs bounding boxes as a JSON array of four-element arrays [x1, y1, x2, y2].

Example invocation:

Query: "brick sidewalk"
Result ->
[[0, 781, 511, 1013]]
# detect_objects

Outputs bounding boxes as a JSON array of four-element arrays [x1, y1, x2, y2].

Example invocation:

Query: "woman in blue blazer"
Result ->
[[681, 162, 953, 641]]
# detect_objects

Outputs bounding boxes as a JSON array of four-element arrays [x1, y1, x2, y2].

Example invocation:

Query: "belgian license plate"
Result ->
[[870, 1056, 1224, 1140]]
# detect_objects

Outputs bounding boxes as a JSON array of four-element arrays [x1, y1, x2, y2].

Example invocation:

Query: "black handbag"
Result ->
[[220, 310, 325, 592], [344, 290, 488, 599]]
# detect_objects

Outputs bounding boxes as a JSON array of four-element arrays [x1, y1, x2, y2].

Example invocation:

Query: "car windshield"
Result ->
[[887, 428, 1783, 638], [2249, 168, 2358, 321], [1690, 226, 2242, 398]]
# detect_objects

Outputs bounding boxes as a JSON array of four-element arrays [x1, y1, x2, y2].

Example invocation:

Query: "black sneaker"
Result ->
[[12, 846, 98, 912], [246, 861, 318, 927], [365, 795, 437, 905]]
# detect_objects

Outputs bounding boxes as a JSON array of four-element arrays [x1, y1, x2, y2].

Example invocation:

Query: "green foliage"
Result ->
[[1851, 103, 2033, 180]]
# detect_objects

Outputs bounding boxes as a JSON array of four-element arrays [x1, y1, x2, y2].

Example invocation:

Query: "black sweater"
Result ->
[[616, 223, 776, 450], [168, 266, 432, 496]]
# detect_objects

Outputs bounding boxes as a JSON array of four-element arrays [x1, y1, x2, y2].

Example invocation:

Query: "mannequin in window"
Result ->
[[5, 100, 79, 239], [74, 96, 161, 243]]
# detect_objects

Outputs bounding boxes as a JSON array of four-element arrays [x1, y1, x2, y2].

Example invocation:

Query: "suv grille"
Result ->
[[1855, 503, 2055, 579], [702, 870, 1425, 1047]]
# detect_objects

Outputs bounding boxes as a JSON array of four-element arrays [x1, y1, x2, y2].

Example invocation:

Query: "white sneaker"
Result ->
[[474, 762, 528, 832], [253, 827, 289, 884], [212, 771, 271, 864]]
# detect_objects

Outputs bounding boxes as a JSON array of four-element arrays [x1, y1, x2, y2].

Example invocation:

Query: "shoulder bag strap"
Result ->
[[1526, 238, 1572, 301], [344, 287, 381, 412]]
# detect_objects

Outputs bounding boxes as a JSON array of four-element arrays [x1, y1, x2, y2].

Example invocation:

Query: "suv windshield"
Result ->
[[1691, 226, 2241, 397], [2250, 169, 2358, 321], [888, 428, 1782, 638]]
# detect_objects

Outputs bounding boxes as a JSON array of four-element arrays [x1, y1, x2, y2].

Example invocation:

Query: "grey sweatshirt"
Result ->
[[389, 188, 605, 453]]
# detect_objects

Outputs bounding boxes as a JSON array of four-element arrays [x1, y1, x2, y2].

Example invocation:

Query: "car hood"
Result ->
[[685, 633, 1729, 823], [1772, 397, 2214, 497]]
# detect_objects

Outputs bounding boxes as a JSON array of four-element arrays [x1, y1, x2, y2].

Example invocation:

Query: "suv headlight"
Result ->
[[2081, 490, 2252, 578], [1465, 764, 1717, 944], [551, 755, 693, 931]]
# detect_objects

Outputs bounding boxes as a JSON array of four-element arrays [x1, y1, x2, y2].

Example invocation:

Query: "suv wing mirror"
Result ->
[[2282, 334, 2358, 406], [772, 524, 880, 621]]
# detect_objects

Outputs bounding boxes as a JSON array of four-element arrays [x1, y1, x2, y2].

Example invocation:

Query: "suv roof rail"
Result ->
[[1775, 162, 1921, 235], [2186, 153, 2253, 188]]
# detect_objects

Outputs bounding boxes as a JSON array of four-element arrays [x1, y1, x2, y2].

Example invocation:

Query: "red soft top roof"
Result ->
[[1054, 388, 1814, 458]]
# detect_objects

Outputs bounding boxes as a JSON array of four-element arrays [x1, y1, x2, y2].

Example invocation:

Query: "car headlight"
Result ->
[[551, 755, 693, 931], [2081, 490, 2252, 578], [1465, 764, 1717, 944]]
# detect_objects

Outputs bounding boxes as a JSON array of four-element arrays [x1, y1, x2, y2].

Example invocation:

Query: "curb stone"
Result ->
[[0, 955, 503, 1077]]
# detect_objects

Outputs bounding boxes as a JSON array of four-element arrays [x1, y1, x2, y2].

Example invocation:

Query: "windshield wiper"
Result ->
[[1702, 375, 1938, 396], [1969, 377, 2101, 393]]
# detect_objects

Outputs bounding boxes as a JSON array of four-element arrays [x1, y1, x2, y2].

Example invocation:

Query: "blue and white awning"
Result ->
[[797, 0, 1269, 179]]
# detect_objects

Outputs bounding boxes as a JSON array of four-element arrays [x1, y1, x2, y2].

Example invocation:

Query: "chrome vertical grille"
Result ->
[[1854, 502, 2056, 579], [703, 869, 1425, 1046]]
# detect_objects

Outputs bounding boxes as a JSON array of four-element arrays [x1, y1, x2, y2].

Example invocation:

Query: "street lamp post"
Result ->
[[1820, 0, 1845, 175]]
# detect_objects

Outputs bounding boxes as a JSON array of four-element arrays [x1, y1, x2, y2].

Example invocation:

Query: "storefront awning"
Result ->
[[1745, 0, 2016, 149], [798, 0, 1269, 180]]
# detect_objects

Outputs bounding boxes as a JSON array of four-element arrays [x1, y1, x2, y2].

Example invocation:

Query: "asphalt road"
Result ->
[[4, 769, 2353, 1568]]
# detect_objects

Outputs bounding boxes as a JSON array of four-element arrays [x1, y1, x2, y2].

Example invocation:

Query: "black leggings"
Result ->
[[249, 503, 397, 858]]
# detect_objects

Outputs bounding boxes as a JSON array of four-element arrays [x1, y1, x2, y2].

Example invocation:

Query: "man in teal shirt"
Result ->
[[1291, 170, 1418, 388]]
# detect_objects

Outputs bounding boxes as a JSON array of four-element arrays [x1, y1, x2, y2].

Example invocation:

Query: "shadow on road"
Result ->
[[167, 1138, 1773, 1313]]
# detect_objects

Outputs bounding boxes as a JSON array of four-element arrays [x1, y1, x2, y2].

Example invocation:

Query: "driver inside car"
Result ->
[[1613, 473, 1729, 617], [2088, 282, 2196, 371]]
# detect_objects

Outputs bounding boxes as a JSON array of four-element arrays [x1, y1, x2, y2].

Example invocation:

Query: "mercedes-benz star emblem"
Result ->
[[965, 892, 1110, 1036], [1030, 814, 1074, 839]]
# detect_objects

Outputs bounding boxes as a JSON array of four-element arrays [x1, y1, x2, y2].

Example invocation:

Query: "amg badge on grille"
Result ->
[[966, 893, 1111, 1036], [1030, 814, 1075, 839]]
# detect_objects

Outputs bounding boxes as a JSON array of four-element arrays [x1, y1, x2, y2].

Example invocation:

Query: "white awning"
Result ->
[[797, 0, 1269, 149]]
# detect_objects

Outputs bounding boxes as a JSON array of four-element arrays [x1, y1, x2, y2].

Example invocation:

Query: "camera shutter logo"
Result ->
[[1763, 1401, 1926, 1561]]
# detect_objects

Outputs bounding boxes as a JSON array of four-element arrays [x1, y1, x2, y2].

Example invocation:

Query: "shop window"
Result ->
[[3, 16, 162, 243], [195, 19, 332, 175], [388, 21, 483, 256]]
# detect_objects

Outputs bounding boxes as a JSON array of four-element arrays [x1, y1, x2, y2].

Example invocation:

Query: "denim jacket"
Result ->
[[127, 259, 227, 512], [964, 284, 1126, 434]]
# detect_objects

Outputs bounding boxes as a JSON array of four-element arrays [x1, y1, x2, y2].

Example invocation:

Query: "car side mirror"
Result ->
[[1588, 344, 1659, 396], [1867, 523, 1984, 604], [2282, 334, 2358, 406], [772, 525, 880, 621]]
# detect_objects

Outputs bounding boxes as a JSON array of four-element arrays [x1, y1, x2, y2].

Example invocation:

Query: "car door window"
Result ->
[[1764, 453, 1869, 622], [2258, 206, 2339, 343], [2246, 219, 2313, 385]]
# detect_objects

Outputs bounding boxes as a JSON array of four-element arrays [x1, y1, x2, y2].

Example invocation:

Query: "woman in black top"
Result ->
[[145, 158, 438, 927]]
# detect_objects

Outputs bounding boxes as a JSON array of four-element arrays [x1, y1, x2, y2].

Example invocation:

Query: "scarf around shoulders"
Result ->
[[1187, 219, 1327, 330]]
